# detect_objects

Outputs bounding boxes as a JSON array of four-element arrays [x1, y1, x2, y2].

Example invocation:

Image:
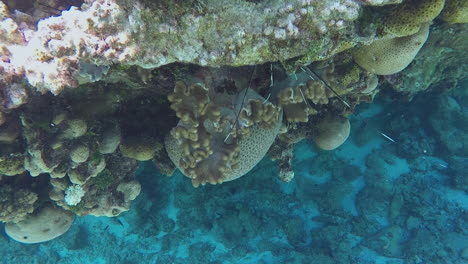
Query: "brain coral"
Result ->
[[352, 23, 430, 75], [384, 0, 445, 37], [165, 81, 282, 187]]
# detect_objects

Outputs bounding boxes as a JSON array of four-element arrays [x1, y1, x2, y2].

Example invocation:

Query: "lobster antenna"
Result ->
[[224, 65, 257, 143], [300, 66, 352, 110]]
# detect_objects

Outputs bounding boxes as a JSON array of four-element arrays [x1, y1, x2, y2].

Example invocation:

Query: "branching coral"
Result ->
[[165, 81, 282, 187]]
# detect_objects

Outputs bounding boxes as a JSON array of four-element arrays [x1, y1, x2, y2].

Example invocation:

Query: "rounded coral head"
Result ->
[[5, 205, 75, 244], [353, 23, 430, 75], [312, 114, 350, 151]]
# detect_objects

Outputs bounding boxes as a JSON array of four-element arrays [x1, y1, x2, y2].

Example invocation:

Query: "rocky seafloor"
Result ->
[[0, 0, 467, 263]]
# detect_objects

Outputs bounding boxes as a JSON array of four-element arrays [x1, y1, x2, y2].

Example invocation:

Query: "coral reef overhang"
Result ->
[[0, 0, 467, 250]]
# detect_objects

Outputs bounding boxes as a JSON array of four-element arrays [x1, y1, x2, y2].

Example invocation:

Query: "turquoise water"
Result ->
[[2, 84, 466, 264]]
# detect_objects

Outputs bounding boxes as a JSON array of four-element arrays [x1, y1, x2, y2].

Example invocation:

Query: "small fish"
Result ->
[[115, 218, 124, 227], [380, 132, 396, 143], [269, 63, 274, 87], [421, 156, 448, 169], [438, 163, 448, 169], [103, 225, 109, 231]]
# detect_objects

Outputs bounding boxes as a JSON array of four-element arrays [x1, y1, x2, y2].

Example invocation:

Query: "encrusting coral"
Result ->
[[165, 80, 282, 187]]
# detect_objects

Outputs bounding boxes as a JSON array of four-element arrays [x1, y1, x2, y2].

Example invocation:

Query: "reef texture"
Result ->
[[1, 0, 464, 96], [385, 23, 468, 97], [0, 0, 467, 245]]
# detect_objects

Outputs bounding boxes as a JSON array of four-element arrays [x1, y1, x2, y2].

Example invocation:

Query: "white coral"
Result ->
[[64, 184, 85, 206]]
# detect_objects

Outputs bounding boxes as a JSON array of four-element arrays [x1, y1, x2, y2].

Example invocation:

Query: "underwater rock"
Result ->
[[0, 0, 362, 93], [389, 23, 468, 96], [462, 247, 468, 261], [429, 93, 468, 156], [362, 225, 405, 257], [448, 156, 468, 191], [283, 216, 306, 247]]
